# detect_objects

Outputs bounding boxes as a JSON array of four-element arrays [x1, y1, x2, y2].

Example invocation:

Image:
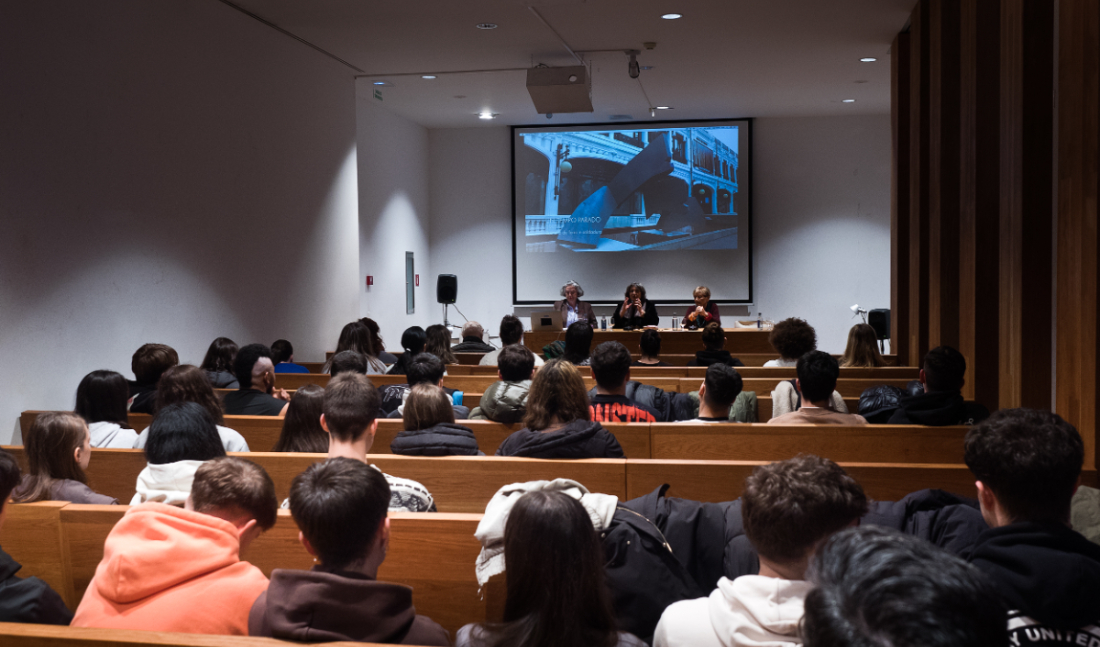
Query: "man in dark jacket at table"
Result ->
[[887, 345, 989, 426]]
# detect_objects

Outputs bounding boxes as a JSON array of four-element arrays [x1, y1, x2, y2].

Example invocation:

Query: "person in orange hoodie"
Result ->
[[72, 456, 277, 634]]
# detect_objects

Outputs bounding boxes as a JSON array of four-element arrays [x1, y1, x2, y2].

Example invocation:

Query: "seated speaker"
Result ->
[[437, 274, 457, 305]]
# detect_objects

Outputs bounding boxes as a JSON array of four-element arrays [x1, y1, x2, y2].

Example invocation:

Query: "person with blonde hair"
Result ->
[[13, 412, 117, 504], [839, 323, 887, 368], [682, 286, 721, 329]]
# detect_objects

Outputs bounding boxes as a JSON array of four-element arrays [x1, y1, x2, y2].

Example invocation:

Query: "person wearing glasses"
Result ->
[[612, 282, 659, 329]]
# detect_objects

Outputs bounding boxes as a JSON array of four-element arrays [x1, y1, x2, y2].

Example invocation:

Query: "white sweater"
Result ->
[[654, 576, 811, 647]]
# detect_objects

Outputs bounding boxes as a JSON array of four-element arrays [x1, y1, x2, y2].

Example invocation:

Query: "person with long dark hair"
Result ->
[[387, 326, 427, 376], [13, 412, 118, 504], [456, 491, 645, 647], [359, 317, 398, 366], [612, 282, 659, 329], [272, 384, 328, 453], [131, 402, 227, 505], [425, 324, 459, 365], [323, 322, 386, 374], [201, 337, 240, 389], [75, 369, 139, 448]]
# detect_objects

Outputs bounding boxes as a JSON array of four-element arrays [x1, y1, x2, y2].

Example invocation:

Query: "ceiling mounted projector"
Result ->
[[526, 66, 593, 115]]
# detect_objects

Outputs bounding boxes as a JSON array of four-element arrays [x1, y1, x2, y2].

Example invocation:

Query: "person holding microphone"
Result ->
[[612, 282, 659, 329]]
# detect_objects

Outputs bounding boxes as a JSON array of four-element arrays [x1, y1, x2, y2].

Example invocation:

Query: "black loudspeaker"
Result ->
[[869, 309, 891, 340], [437, 274, 457, 304]]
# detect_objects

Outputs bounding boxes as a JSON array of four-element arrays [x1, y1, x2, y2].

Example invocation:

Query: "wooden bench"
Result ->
[[0, 623, 370, 647], [449, 364, 918, 380]]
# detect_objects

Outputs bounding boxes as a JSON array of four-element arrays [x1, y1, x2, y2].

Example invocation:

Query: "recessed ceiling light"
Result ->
[[422, 75, 437, 80], [372, 81, 386, 86], [656, 106, 672, 110], [860, 57, 878, 62], [842, 99, 856, 103], [661, 13, 682, 20], [476, 22, 497, 29], [478, 111, 498, 119]]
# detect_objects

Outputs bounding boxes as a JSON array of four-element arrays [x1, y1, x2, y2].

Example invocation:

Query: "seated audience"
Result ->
[[321, 373, 436, 512], [393, 384, 480, 456], [888, 345, 989, 425], [425, 323, 459, 365], [562, 320, 595, 366], [329, 349, 368, 377], [128, 342, 179, 414], [201, 337, 239, 389], [451, 321, 495, 353], [134, 365, 249, 452], [679, 364, 743, 422], [323, 321, 387, 374], [250, 458, 448, 644], [768, 352, 867, 425], [479, 314, 545, 367], [75, 369, 139, 448], [633, 328, 670, 366], [73, 457, 276, 634], [470, 345, 535, 423], [360, 317, 399, 365], [223, 344, 290, 416], [13, 411, 117, 504], [0, 449, 73, 625], [764, 318, 817, 367], [589, 341, 660, 423], [131, 402, 227, 505], [688, 322, 745, 367], [554, 279, 596, 326], [271, 339, 309, 373], [272, 384, 329, 453], [681, 285, 721, 329], [457, 491, 645, 647], [839, 323, 887, 368], [772, 349, 850, 418], [965, 408, 1100, 645], [497, 359, 624, 459], [612, 282, 659, 329], [387, 326, 427, 376], [802, 526, 1007, 647], [655, 454, 868, 647], [381, 353, 468, 419]]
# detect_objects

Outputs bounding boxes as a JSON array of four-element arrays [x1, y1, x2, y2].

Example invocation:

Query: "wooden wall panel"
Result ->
[[892, 32, 912, 365], [908, 0, 931, 367]]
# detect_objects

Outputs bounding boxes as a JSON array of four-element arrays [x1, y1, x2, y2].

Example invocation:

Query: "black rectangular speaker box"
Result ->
[[437, 274, 457, 304], [869, 309, 890, 340]]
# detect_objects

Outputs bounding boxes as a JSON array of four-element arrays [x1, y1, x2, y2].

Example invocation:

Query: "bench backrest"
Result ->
[[0, 623, 368, 647]]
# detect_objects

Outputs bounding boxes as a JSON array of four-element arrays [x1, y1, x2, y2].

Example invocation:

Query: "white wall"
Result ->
[[428, 115, 891, 353], [0, 1, 359, 443]]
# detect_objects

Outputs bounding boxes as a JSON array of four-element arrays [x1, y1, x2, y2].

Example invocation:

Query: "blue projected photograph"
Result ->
[[518, 125, 742, 252]]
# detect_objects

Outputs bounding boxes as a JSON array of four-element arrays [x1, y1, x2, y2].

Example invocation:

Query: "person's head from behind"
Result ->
[[270, 339, 294, 364], [359, 317, 386, 354], [742, 454, 867, 579], [701, 321, 725, 351], [274, 384, 328, 453], [407, 353, 445, 387], [322, 373, 380, 444], [233, 343, 275, 391], [0, 450, 21, 527], [335, 321, 375, 357], [145, 402, 226, 465], [156, 364, 225, 425], [132, 343, 179, 387], [498, 344, 535, 383], [964, 408, 1084, 526], [523, 358, 590, 431], [639, 329, 662, 358], [701, 364, 743, 414], [802, 526, 1007, 647], [841, 323, 885, 368], [200, 337, 238, 374], [15, 412, 91, 503], [797, 351, 840, 404], [403, 383, 455, 431], [590, 341, 632, 391], [922, 345, 967, 393], [499, 315, 525, 346], [401, 326, 427, 355], [461, 321, 484, 342], [563, 320, 594, 362], [187, 457, 277, 551], [769, 318, 817, 361], [75, 369, 130, 427], [290, 457, 391, 573], [329, 350, 367, 377], [424, 324, 454, 361]]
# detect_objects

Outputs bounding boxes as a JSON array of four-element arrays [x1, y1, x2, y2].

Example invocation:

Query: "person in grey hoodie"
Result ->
[[249, 458, 449, 645], [470, 344, 535, 424]]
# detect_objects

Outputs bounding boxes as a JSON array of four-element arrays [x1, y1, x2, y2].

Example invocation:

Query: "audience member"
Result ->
[[387, 326, 428, 376], [771, 349, 851, 419], [965, 408, 1100, 645], [457, 491, 645, 647], [201, 337, 239, 389], [679, 364, 743, 422], [321, 373, 436, 512], [360, 317, 399, 365], [0, 449, 73, 625], [479, 315, 545, 367], [131, 402, 227, 505], [802, 526, 1007, 647], [839, 323, 887, 368], [589, 341, 660, 423], [272, 384, 329, 453], [75, 369, 139, 448], [250, 458, 448, 644], [73, 457, 276, 634], [393, 384, 480, 456], [13, 412, 117, 504], [888, 345, 989, 425], [769, 352, 867, 425], [451, 321, 495, 353], [655, 454, 868, 647], [764, 318, 816, 368], [329, 349, 368, 377], [633, 329, 670, 366], [128, 343, 179, 414], [271, 339, 309, 373], [133, 365, 249, 452], [497, 359, 624, 459], [223, 344, 290, 416], [323, 322, 387, 374], [381, 353, 468, 419], [562, 320, 595, 366], [425, 324, 459, 365], [688, 322, 745, 367], [681, 285, 721, 329], [470, 345, 535, 423]]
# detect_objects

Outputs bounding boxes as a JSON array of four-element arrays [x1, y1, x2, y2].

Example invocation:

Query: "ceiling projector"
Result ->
[[526, 66, 593, 115]]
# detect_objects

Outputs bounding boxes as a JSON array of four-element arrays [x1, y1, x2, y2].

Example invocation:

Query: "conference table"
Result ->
[[523, 327, 774, 356]]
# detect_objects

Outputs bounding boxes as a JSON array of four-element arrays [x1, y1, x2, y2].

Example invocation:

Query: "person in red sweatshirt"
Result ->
[[71, 457, 277, 634]]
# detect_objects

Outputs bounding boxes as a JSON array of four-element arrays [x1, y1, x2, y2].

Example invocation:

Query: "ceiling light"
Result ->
[[860, 57, 878, 62], [661, 13, 682, 20], [656, 106, 672, 110], [842, 99, 856, 103], [372, 81, 386, 86], [422, 75, 437, 80], [476, 22, 497, 29], [478, 111, 497, 119]]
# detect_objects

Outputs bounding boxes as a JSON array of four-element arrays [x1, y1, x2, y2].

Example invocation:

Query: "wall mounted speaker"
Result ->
[[437, 274, 457, 304], [869, 309, 891, 340]]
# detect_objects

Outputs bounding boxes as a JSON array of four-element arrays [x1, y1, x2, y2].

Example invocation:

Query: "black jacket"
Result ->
[[0, 547, 73, 625], [390, 422, 481, 456], [887, 390, 990, 426], [450, 338, 495, 353], [611, 299, 659, 329], [495, 419, 624, 459], [587, 381, 672, 422], [687, 349, 745, 368]]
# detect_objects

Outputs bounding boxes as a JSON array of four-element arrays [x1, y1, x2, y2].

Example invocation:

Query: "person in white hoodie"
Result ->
[[75, 370, 140, 449], [653, 454, 869, 647], [131, 402, 227, 505]]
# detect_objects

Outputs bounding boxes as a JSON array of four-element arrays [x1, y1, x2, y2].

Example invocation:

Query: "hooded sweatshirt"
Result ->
[[0, 547, 73, 625], [970, 521, 1100, 646], [495, 419, 624, 459], [390, 422, 481, 456], [130, 459, 204, 506], [71, 503, 268, 634], [249, 566, 449, 645], [654, 575, 811, 647], [689, 350, 745, 368], [886, 390, 989, 426], [87, 421, 139, 449]]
